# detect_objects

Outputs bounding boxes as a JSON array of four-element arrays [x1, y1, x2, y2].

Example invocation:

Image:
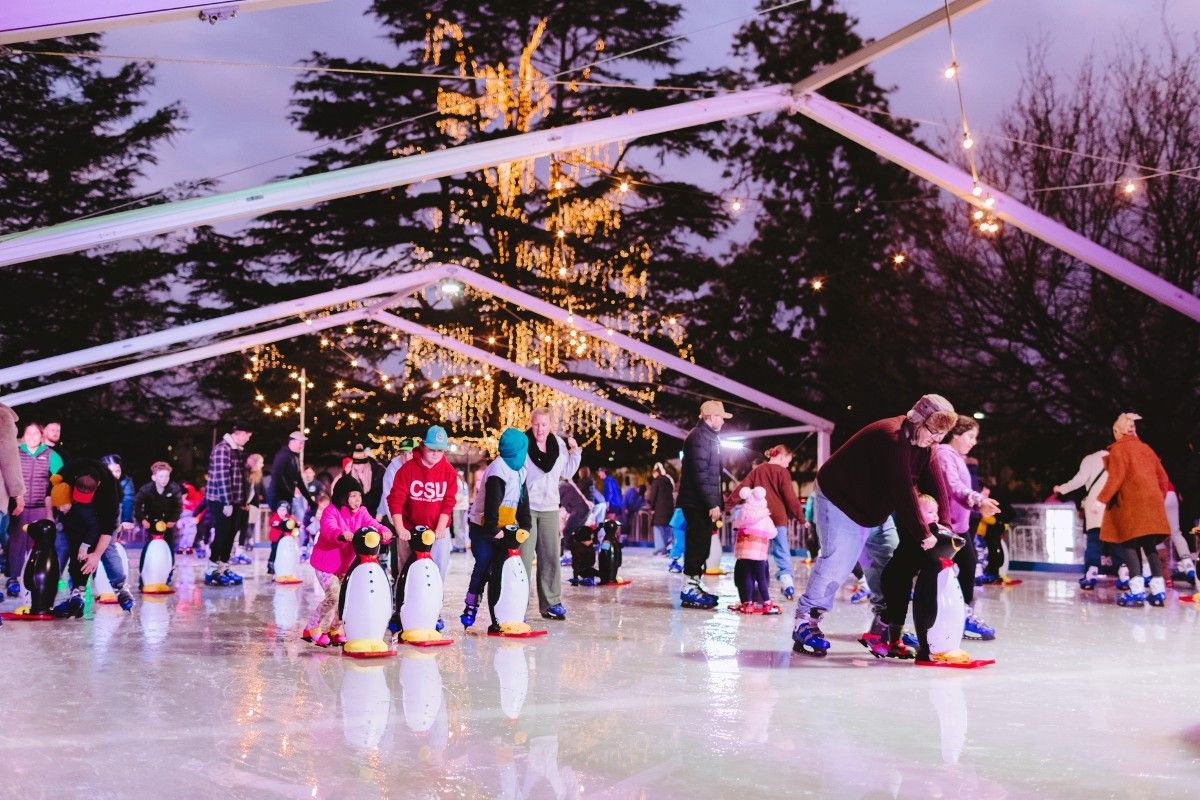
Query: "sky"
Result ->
[[65, 0, 1200, 247]]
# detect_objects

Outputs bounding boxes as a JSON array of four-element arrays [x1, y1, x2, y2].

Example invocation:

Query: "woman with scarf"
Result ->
[[523, 408, 581, 621]]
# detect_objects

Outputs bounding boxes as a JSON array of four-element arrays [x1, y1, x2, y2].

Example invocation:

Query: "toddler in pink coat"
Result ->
[[731, 486, 779, 614]]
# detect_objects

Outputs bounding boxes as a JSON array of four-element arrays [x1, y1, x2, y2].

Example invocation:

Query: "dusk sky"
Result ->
[[73, 0, 1200, 249]]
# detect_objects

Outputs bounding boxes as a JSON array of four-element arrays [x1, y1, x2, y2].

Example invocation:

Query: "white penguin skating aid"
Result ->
[[340, 527, 396, 659], [918, 534, 995, 669], [399, 527, 452, 646], [96, 541, 130, 604], [140, 521, 175, 594], [273, 527, 303, 585], [704, 520, 726, 575], [489, 525, 547, 638]]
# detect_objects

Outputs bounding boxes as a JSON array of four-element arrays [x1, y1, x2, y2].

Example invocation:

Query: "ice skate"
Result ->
[[680, 584, 718, 609], [792, 620, 830, 657], [963, 608, 996, 641]]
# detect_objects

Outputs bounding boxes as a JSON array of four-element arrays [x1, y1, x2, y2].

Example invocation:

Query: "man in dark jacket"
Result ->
[[268, 432, 314, 510], [676, 400, 731, 609]]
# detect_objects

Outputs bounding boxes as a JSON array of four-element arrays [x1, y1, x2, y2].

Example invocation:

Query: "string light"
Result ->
[[1122, 179, 1137, 195], [943, 62, 958, 80], [892, 253, 906, 266], [617, 179, 630, 193], [811, 278, 825, 291], [961, 133, 975, 150], [729, 198, 743, 213]]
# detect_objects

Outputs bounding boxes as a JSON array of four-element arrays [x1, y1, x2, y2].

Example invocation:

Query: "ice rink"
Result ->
[[2, 548, 1198, 798]]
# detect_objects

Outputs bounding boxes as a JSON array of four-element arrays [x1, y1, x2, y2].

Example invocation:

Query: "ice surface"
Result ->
[[1, 549, 1197, 798]]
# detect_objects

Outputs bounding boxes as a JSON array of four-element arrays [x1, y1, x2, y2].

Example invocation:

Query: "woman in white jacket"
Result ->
[[1054, 448, 1109, 590], [524, 408, 582, 621]]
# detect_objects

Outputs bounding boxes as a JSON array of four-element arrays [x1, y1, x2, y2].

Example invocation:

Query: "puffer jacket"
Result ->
[[676, 422, 722, 510]]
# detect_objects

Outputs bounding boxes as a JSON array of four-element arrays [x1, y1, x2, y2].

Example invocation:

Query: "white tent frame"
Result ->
[[0, 263, 834, 457]]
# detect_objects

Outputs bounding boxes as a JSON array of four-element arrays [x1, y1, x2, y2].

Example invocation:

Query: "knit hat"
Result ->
[[906, 394, 957, 435], [1113, 412, 1142, 439], [423, 425, 450, 451], [331, 475, 364, 508], [497, 427, 529, 471]]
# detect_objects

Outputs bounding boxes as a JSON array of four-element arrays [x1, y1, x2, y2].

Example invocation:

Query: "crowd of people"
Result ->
[[0, 394, 1194, 665]]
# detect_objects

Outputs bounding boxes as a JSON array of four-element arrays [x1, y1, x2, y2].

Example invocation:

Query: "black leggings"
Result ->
[[953, 534, 976, 605], [734, 558, 770, 603], [881, 537, 924, 627], [982, 528, 1005, 576], [1109, 535, 1164, 583]]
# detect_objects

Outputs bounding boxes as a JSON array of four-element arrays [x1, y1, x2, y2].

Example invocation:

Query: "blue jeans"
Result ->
[[0, 512, 8, 557], [652, 525, 671, 552], [769, 525, 794, 579], [100, 542, 127, 589], [795, 489, 895, 627], [55, 525, 70, 579], [862, 518, 899, 616]]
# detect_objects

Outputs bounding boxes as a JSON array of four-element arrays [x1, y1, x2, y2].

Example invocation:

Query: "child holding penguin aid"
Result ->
[[303, 476, 390, 648], [385, 425, 458, 636], [461, 428, 532, 629]]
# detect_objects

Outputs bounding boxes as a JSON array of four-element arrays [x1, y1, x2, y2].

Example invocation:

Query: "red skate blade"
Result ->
[[97, 598, 118, 605], [274, 577, 303, 585], [916, 658, 996, 669], [487, 629, 549, 638], [998, 579, 1023, 586], [343, 649, 397, 659], [599, 579, 632, 587], [1179, 594, 1199, 603], [140, 587, 175, 595], [406, 638, 453, 647], [1, 612, 57, 621]]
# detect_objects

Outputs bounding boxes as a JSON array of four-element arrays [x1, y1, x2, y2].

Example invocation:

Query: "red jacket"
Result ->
[[268, 511, 299, 544], [387, 454, 457, 531]]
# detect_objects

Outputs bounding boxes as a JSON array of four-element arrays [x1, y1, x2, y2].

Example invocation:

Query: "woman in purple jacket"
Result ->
[[931, 415, 1002, 640]]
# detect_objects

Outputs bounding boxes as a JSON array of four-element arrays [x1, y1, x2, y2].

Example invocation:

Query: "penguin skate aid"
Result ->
[[909, 496, 994, 669], [397, 526, 453, 646], [487, 524, 547, 638], [790, 395, 959, 658], [1, 519, 60, 621], [339, 526, 398, 658]]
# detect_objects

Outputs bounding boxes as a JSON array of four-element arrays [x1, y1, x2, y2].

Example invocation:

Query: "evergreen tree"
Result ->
[[694, 0, 944, 443], [196, 0, 729, 456], [0, 37, 191, 465]]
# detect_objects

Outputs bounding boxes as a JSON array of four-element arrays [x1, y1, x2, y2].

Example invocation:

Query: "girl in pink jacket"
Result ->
[[303, 475, 390, 647]]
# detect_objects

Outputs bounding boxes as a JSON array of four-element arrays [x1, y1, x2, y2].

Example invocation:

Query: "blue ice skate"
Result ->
[[1117, 591, 1145, 607], [680, 585, 718, 609], [792, 621, 830, 657], [963, 614, 996, 641], [668, 559, 683, 574]]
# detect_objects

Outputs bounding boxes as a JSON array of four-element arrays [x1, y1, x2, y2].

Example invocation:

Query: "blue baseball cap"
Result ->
[[423, 425, 450, 451]]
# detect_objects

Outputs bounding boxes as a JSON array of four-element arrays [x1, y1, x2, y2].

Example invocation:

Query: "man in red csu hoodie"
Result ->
[[387, 425, 457, 632]]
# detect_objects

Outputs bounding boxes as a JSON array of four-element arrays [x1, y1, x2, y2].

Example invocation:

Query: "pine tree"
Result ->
[[198, 1, 729, 456], [694, 1, 944, 440], [0, 37, 190, 461]]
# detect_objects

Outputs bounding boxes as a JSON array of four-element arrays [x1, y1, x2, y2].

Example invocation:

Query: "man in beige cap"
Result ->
[[675, 399, 733, 608], [791, 394, 957, 658]]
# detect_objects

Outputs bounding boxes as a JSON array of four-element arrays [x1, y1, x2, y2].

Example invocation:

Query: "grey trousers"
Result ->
[[521, 509, 564, 614]]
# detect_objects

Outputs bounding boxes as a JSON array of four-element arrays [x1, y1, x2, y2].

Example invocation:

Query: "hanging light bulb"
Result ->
[[553, 179, 563, 191], [1122, 179, 1137, 195], [943, 62, 958, 80], [349, 358, 359, 367], [961, 133, 975, 150], [558, 266, 567, 276], [983, 195, 996, 209], [811, 278, 825, 291], [972, 209, 985, 221], [892, 253, 906, 266], [618, 179, 630, 193], [971, 182, 983, 197], [730, 198, 743, 213], [556, 229, 566, 239]]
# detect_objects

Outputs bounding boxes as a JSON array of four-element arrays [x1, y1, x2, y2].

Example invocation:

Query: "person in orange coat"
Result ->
[[1097, 412, 1171, 607]]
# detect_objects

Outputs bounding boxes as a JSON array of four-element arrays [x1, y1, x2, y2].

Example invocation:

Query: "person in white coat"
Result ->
[[523, 408, 581, 621], [1054, 448, 1109, 590]]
